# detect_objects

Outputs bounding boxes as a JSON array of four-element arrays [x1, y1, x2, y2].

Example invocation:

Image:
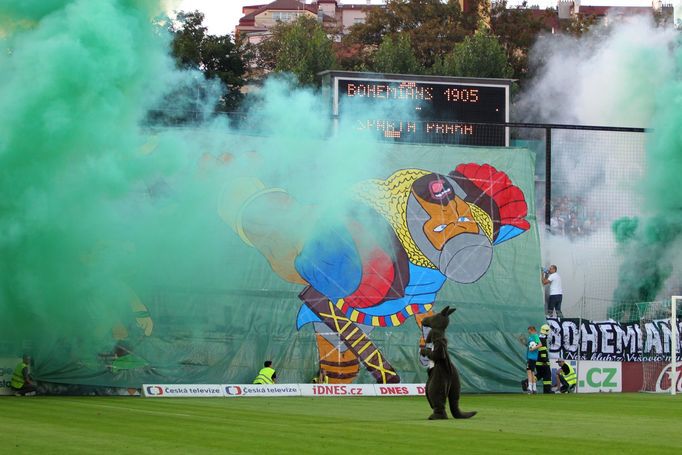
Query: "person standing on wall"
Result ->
[[253, 360, 277, 384], [542, 265, 563, 318], [10, 354, 37, 396], [536, 324, 553, 393]]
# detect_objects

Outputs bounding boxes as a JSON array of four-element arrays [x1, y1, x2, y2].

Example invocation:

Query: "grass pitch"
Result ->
[[1, 393, 680, 454]]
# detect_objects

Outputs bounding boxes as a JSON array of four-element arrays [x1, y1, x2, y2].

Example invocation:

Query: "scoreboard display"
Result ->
[[322, 71, 510, 146]]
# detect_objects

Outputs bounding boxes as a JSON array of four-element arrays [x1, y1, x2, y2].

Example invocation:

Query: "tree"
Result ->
[[371, 33, 422, 74], [490, 1, 555, 81], [256, 16, 336, 87], [438, 28, 513, 79], [169, 10, 246, 111], [343, 0, 479, 69], [334, 42, 376, 72]]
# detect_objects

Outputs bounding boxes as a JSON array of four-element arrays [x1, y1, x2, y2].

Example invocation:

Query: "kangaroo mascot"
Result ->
[[420, 306, 476, 420]]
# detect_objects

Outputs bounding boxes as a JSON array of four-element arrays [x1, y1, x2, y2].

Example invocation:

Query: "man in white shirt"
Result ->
[[542, 265, 563, 318]]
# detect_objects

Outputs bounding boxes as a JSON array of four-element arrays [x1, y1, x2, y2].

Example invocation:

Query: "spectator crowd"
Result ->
[[548, 196, 601, 238]]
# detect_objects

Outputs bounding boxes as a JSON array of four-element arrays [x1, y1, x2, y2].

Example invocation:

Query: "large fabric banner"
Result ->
[[4, 140, 545, 393], [547, 318, 682, 362]]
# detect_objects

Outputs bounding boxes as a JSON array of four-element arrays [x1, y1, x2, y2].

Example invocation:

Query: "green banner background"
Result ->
[[5, 141, 544, 393]]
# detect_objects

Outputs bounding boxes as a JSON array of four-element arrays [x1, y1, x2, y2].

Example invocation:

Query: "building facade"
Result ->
[[236, 0, 674, 44], [557, 0, 673, 24], [236, 0, 380, 44]]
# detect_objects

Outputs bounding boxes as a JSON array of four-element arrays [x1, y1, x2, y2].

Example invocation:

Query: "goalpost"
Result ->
[[639, 296, 681, 395], [671, 296, 680, 396], [553, 295, 682, 394]]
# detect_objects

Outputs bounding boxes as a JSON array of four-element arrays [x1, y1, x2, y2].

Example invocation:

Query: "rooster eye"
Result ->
[[433, 224, 447, 232]]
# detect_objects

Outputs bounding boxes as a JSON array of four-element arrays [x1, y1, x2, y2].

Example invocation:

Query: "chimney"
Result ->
[[557, 0, 572, 19]]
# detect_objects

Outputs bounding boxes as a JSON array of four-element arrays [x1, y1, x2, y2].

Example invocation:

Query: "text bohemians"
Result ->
[[346, 82, 433, 101]]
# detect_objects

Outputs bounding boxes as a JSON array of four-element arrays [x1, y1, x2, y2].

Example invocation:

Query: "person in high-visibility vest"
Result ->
[[556, 359, 577, 393], [311, 368, 329, 384], [253, 360, 277, 384], [10, 354, 37, 396]]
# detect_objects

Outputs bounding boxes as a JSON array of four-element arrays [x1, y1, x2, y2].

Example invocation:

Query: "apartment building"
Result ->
[[236, 0, 673, 44], [236, 0, 379, 44], [557, 0, 673, 24]]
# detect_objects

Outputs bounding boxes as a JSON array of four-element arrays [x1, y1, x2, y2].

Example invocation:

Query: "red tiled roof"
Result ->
[[578, 5, 654, 16], [246, 0, 310, 13], [339, 4, 377, 10], [243, 4, 266, 13]]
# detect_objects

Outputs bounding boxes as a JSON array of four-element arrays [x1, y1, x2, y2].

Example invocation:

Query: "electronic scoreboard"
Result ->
[[321, 71, 511, 146]]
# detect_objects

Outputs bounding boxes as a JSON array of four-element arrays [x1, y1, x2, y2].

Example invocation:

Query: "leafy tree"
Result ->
[[343, 0, 480, 69], [438, 28, 513, 78], [256, 15, 336, 87], [490, 1, 554, 81], [334, 42, 376, 72], [169, 11, 246, 112], [371, 33, 422, 74]]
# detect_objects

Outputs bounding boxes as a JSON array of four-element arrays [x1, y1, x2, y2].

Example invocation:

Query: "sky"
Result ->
[[168, 0, 676, 36]]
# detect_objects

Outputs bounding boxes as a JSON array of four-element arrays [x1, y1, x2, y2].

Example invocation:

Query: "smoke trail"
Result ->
[[514, 16, 677, 317]]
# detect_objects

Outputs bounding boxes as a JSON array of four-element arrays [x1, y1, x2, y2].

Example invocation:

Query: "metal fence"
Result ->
[[328, 118, 649, 319], [326, 119, 647, 234]]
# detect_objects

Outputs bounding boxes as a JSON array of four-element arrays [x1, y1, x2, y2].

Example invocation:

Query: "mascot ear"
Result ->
[[447, 308, 456, 316], [440, 306, 450, 316]]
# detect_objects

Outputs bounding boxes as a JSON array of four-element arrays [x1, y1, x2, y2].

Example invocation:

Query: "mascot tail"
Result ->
[[452, 408, 477, 419], [448, 385, 477, 419]]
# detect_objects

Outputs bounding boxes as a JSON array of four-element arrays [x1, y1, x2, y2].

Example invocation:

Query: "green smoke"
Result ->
[[0, 0, 192, 368], [612, 35, 682, 318], [612, 216, 679, 307], [0, 0, 386, 385]]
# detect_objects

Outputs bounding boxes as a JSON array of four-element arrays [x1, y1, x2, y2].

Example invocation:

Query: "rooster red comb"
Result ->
[[450, 163, 530, 245]]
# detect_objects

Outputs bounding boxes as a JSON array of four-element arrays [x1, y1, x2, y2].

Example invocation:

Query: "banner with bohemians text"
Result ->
[[546, 318, 682, 362]]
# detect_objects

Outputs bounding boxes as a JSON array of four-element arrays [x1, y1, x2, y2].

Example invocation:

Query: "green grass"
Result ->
[[1, 393, 680, 454]]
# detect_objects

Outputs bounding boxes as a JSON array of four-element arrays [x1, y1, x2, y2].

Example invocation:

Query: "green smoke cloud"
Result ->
[[0, 0, 203, 364], [612, 34, 682, 316], [0, 0, 388, 384]]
